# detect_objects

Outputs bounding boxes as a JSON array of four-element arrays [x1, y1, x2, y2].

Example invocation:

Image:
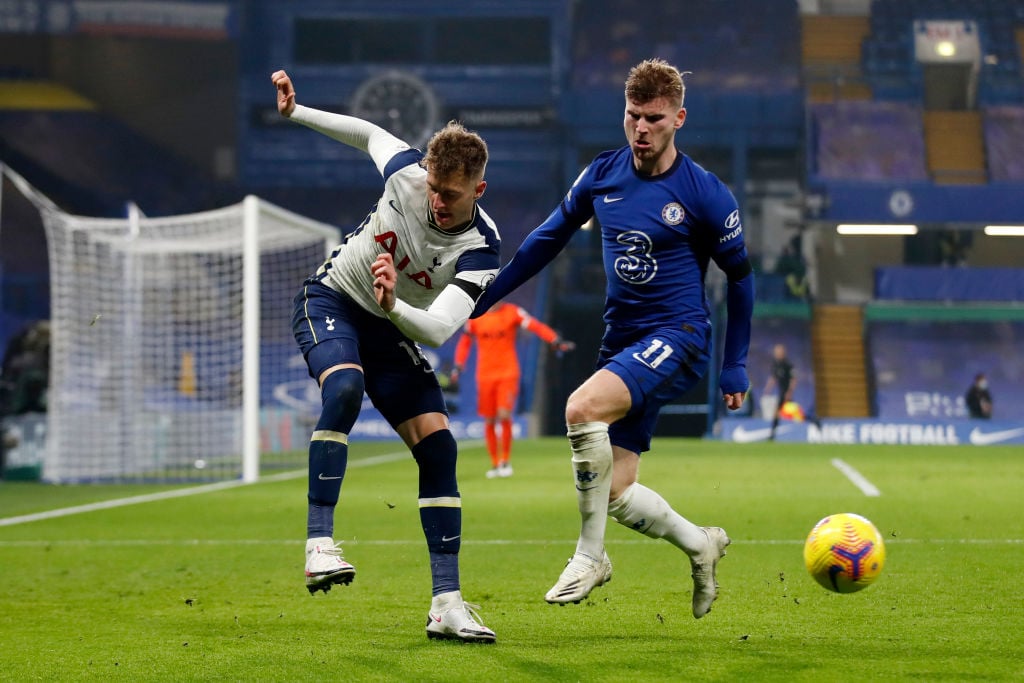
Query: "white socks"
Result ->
[[607, 482, 706, 556], [567, 421, 613, 559], [567, 422, 704, 559]]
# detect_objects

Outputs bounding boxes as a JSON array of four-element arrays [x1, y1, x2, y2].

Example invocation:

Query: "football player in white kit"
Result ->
[[273, 70, 500, 643]]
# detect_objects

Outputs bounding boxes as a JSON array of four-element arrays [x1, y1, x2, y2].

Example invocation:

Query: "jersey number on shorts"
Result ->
[[632, 338, 674, 369], [398, 341, 434, 373]]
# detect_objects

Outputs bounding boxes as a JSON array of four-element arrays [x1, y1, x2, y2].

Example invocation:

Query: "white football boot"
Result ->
[[690, 526, 731, 618], [425, 590, 497, 643], [497, 462, 514, 478], [544, 551, 613, 604], [304, 537, 356, 594]]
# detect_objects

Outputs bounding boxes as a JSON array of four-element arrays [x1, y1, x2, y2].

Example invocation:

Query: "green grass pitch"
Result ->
[[1, 438, 1022, 681]]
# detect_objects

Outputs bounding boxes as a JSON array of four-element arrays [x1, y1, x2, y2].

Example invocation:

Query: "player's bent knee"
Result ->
[[318, 368, 364, 430], [564, 391, 586, 424], [565, 395, 600, 425], [565, 381, 616, 424]]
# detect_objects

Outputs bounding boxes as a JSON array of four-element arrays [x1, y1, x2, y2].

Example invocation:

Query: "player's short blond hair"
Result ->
[[624, 58, 687, 108], [423, 121, 489, 181]]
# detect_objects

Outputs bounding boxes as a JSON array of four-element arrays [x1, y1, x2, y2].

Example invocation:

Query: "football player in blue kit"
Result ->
[[273, 70, 499, 642], [472, 59, 754, 618]]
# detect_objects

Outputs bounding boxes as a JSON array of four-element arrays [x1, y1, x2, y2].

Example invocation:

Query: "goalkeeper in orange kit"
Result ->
[[452, 302, 574, 477]]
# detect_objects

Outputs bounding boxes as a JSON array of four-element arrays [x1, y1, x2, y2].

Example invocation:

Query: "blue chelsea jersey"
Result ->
[[562, 147, 747, 330]]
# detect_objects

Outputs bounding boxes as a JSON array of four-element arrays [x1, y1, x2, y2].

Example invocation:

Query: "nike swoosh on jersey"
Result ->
[[603, 195, 624, 203], [388, 199, 405, 216], [969, 426, 1024, 445]]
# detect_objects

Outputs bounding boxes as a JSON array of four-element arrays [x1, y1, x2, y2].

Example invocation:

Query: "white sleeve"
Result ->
[[385, 283, 476, 347], [290, 105, 410, 173]]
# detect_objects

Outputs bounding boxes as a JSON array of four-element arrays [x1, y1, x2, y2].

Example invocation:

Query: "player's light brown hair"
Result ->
[[423, 121, 489, 180], [624, 58, 687, 108]]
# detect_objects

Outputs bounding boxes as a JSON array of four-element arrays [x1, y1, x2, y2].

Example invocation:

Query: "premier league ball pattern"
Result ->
[[803, 513, 886, 593]]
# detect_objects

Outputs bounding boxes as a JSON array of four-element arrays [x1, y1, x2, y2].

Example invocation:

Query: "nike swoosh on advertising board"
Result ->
[[732, 426, 772, 443], [969, 427, 1024, 445], [731, 425, 788, 443]]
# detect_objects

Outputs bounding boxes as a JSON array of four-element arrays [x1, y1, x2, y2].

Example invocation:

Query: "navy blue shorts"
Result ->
[[599, 322, 711, 454], [292, 281, 447, 428]]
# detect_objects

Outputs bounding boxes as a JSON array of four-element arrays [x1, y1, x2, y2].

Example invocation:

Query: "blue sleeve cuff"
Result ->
[[719, 272, 755, 394]]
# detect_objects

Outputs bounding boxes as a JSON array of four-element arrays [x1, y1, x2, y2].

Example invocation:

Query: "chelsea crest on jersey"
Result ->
[[562, 146, 748, 328]]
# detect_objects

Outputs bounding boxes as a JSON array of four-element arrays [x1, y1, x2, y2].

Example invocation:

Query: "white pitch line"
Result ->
[[0, 450, 410, 528], [1, 538, 1022, 548], [831, 457, 881, 497]]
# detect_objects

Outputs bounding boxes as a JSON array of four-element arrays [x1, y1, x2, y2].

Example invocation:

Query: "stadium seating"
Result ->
[[864, 0, 1024, 105], [6, 0, 1024, 434], [983, 105, 1024, 180], [810, 100, 929, 180], [571, 0, 800, 93], [805, 0, 1024, 221], [868, 312, 1024, 419], [0, 107, 220, 217]]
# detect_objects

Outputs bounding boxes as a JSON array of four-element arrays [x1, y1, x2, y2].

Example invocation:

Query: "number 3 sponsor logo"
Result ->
[[614, 230, 657, 284]]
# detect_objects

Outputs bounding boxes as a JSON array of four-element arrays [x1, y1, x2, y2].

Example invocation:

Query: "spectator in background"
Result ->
[[763, 343, 795, 440], [965, 373, 992, 419], [0, 320, 50, 417], [451, 302, 574, 478], [0, 320, 50, 482], [938, 229, 970, 267], [775, 234, 810, 301]]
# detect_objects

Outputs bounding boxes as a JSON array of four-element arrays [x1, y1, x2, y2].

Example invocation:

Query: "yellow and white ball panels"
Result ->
[[804, 513, 885, 593]]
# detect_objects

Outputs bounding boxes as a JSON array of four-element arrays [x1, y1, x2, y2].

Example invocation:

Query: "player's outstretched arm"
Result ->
[[520, 310, 575, 352], [271, 69, 399, 159], [553, 338, 576, 353], [452, 332, 473, 383], [271, 70, 296, 117], [472, 207, 578, 317]]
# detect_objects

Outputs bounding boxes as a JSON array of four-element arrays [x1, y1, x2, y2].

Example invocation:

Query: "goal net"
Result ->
[[37, 193, 336, 483]]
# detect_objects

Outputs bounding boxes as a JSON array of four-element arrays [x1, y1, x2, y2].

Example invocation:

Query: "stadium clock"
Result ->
[[350, 71, 440, 150]]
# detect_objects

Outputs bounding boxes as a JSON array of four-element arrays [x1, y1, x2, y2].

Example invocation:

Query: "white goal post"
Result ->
[[4, 165, 338, 483]]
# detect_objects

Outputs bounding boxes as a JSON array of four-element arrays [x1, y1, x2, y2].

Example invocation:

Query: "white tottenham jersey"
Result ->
[[317, 158, 499, 314], [291, 105, 501, 337]]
